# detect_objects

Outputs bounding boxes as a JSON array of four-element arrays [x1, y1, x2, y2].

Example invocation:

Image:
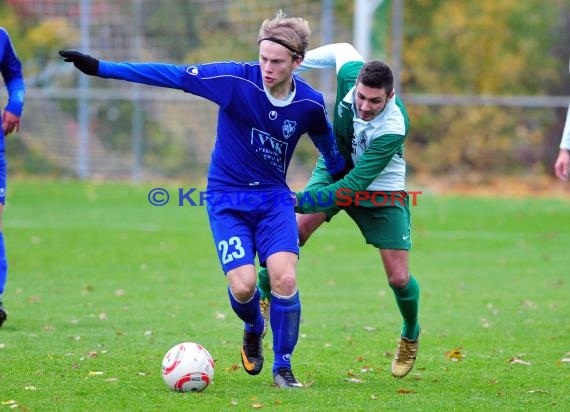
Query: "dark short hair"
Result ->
[[357, 60, 394, 95]]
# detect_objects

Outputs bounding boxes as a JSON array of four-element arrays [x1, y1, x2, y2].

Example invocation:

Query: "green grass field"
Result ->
[[0, 179, 569, 411]]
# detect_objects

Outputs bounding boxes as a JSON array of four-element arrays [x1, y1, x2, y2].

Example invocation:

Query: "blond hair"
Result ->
[[257, 10, 311, 59]]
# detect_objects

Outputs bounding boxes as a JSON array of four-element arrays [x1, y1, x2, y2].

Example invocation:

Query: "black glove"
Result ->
[[59, 50, 99, 76]]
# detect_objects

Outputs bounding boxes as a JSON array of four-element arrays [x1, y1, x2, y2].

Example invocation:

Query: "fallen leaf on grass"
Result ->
[[302, 380, 315, 388], [480, 318, 491, 328], [88, 371, 104, 376], [521, 299, 537, 309], [24, 386, 37, 391], [508, 356, 531, 366], [251, 403, 263, 408], [528, 389, 548, 394], [345, 377, 364, 383], [397, 388, 414, 394], [1, 400, 17, 406], [445, 347, 465, 361]]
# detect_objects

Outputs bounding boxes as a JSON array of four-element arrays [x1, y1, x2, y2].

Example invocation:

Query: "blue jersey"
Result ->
[[98, 60, 344, 191], [0, 27, 25, 151]]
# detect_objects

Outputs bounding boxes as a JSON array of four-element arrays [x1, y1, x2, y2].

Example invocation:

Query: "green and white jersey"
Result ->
[[295, 43, 410, 213], [334, 61, 409, 191]]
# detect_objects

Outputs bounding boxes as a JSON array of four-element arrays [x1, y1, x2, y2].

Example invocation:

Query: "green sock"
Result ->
[[391, 275, 420, 341], [257, 267, 271, 300]]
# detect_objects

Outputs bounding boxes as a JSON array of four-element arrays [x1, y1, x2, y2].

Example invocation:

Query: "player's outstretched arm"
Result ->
[[297, 43, 364, 73], [59, 50, 186, 90]]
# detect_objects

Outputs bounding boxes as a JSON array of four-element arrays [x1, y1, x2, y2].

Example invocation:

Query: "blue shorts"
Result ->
[[0, 153, 6, 205], [206, 189, 299, 274]]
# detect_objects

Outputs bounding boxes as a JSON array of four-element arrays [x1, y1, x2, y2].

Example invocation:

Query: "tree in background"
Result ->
[[1, 0, 569, 180], [400, 0, 570, 177]]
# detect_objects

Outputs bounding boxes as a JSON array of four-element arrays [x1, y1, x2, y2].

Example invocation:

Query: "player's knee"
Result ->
[[388, 272, 410, 290], [272, 271, 297, 296], [229, 283, 256, 303]]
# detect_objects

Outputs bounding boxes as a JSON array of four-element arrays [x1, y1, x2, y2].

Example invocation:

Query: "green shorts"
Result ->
[[304, 162, 412, 250]]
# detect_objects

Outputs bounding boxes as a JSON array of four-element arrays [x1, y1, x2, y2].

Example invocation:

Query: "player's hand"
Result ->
[[59, 50, 99, 75], [2, 111, 21, 135], [554, 149, 569, 181]]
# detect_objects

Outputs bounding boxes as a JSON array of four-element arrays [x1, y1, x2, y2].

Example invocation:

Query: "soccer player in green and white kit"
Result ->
[[258, 43, 421, 378]]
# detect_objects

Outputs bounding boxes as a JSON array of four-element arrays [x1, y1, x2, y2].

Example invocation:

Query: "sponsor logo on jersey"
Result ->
[[269, 111, 278, 120], [251, 128, 288, 172]]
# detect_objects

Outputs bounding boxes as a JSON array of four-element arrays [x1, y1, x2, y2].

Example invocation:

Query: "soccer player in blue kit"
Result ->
[[59, 11, 347, 388], [0, 27, 25, 328]]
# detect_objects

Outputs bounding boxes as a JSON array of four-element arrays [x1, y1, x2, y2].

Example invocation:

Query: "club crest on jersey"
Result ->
[[354, 130, 367, 152], [282, 120, 297, 140]]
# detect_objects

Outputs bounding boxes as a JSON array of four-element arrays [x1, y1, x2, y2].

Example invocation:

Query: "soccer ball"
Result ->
[[161, 342, 215, 392]]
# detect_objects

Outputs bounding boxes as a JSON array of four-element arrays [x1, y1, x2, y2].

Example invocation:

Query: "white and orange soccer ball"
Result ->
[[161, 342, 215, 392]]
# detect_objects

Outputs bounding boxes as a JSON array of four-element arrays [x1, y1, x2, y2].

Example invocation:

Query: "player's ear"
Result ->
[[292, 55, 303, 69], [388, 89, 395, 98]]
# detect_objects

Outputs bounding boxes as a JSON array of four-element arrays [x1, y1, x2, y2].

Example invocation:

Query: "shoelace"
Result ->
[[277, 368, 297, 384], [396, 341, 416, 360]]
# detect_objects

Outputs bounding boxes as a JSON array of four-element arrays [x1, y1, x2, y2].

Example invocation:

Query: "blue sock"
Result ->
[[271, 290, 301, 373], [227, 287, 264, 335], [0, 232, 6, 299]]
